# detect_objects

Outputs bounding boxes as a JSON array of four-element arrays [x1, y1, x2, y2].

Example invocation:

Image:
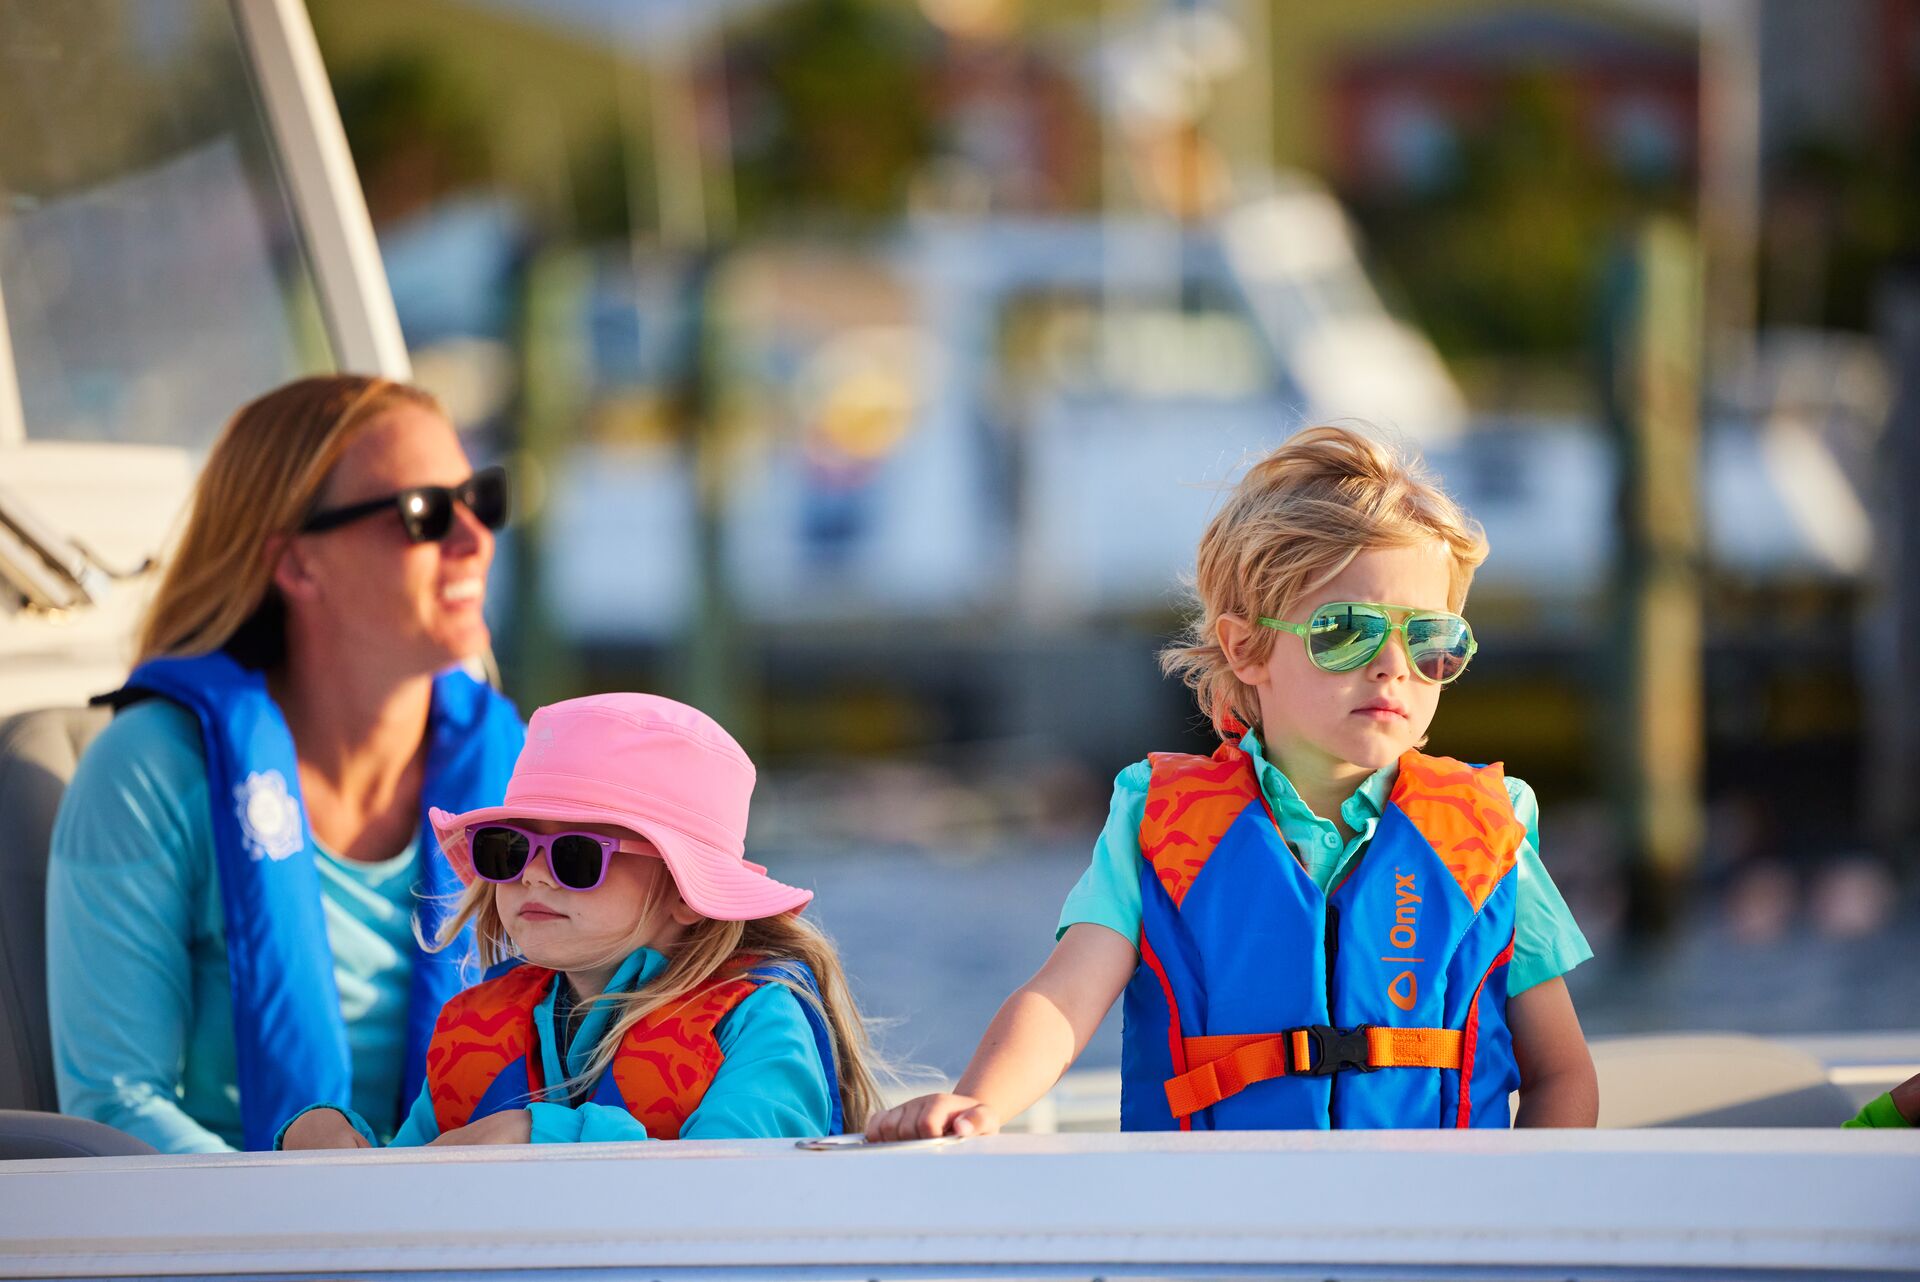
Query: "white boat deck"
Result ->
[[3, 1128, 1916, 1280]]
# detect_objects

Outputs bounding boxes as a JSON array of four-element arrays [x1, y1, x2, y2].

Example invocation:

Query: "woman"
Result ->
[[45, 375, 525, 1152]]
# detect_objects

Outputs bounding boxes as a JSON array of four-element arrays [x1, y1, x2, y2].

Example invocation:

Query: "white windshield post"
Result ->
[[0, 276, 22, 447], [231, 0, 411, 378]]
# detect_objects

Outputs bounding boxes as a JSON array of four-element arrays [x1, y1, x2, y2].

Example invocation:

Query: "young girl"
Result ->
[[869, 425, 1598, 1138], [280, 693, 880, 1147]]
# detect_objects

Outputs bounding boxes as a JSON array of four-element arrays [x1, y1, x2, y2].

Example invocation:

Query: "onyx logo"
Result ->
[[1386, 869, 1422, 1011]]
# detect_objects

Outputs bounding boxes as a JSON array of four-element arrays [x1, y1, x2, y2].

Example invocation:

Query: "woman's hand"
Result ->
[[429, 1109, 533, 1146], [865, 1093, 1000, 1142], [279, 1108, 372, 1150]]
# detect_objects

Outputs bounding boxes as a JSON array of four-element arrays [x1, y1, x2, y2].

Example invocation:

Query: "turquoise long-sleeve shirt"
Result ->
[[285, 946, 836, 1146], [47, 701, 423, 1152]]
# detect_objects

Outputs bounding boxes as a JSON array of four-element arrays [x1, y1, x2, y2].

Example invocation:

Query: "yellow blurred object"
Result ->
[[587, 392, 675, 448], [917, 0, 1020, 41], [813, 367, 915, 463]]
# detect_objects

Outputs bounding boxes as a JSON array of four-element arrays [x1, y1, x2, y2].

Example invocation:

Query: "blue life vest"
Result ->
[[118, 651, 524, 1149], [1119, 744, 1524, 1131]]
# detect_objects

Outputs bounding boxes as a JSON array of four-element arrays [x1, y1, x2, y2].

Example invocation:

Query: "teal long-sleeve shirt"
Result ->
[[285, 946, 837, 1146], [47, 701, 425, 1152]]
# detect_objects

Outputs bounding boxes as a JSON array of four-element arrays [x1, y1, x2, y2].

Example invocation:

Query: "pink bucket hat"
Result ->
[[429, 693, 811, 921]]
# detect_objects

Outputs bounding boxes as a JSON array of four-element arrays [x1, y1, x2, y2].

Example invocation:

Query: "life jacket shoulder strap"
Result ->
[[426, 965, 555, 1132], [1389, 751, 1526, 912], [1164, 1026, 1465, 1119], [608, 969, 765, 1140], [1141, 743, 1263, 910]]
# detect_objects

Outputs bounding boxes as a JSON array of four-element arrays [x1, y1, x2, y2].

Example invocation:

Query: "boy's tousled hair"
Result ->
[[433, 871, 887, 1131], [1160, 424, 1488, 737]]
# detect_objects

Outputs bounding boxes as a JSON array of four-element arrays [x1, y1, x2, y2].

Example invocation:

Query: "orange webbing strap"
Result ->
[[1367, 1027, 1462, 1068], [1164, 1027, 1465, 1119]]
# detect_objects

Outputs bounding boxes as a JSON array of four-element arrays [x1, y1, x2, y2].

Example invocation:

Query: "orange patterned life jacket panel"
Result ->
[[1387, 750, 1525, 912], [425, 964, 762, 1138], [426, 965, 550, 1134], [1141, 744, 1264, 910]]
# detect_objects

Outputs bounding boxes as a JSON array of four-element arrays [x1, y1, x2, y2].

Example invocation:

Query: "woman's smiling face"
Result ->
[[290, 405, 495, 675]]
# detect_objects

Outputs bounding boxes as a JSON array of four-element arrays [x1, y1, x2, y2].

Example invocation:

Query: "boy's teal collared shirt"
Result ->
[[1059, 731, 1592, 996], [283, 945, 835, 1147]]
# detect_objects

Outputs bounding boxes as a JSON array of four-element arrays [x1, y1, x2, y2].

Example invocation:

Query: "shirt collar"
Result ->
[[1238, 730, 1398, 832], [540, 946, 672, 1083], [609, 946, 669, 993], [539, 945, 668, 1022]]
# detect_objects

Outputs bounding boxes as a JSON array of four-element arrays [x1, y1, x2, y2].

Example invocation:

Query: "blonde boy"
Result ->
[[871, 425, 1598, 1135]]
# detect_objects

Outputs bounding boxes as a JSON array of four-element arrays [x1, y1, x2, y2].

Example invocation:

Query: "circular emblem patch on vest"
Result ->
[[234, 770, 303, 862]]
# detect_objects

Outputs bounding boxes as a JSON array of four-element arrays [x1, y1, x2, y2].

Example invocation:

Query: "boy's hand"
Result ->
[[430, 1108, 533, 1146], [279, 1108, 371, 1151], [1890, 1070, 1920, 1124], [865, 1093, 1000, 1141]]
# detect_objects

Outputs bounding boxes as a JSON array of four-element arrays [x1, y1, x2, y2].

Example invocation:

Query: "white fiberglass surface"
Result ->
[[0, 0, 332, 454], [2, 1131, 1916, 1281]]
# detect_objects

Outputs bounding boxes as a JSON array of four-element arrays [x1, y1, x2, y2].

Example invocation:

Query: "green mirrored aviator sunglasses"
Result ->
[[1258, 601, 1478, 685]]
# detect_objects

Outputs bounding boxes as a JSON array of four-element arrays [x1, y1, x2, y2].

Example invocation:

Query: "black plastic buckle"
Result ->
[[1296, 1024, 1377, 1077]]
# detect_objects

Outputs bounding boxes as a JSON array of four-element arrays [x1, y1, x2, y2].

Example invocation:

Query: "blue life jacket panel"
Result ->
[[1119, 744, 1523, 1131], [119, 652, 523, 1148]]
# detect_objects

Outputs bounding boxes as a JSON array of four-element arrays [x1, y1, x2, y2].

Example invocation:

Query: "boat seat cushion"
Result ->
[[0, 705, 111, 1113]]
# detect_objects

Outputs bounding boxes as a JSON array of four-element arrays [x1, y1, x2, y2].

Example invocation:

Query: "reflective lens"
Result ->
[[1307, 604, 1393, 672], [395, 468, 508, 543], [469, 825, 531, 882], [1291, 602, 1476, 685], [1405, 612, 1475, 683], [547, 834, 610, 890], [461, 467, 509, 531], [397, 487, 454, 543]]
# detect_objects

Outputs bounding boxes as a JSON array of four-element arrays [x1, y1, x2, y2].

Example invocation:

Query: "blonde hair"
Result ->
[[435, 874, 886, 1132], [136, 375, 443, 665], [1161, 424, 1488, 737]]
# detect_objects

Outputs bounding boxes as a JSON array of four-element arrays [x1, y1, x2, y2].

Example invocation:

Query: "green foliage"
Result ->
[[330, 52, 488, 222], [1763, 128, 1920, 331], [728, 0, 937, 231], [1351, 74, 1687, 359]]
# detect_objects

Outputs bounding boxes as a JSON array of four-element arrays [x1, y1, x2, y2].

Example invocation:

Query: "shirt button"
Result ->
[[1324, 831, 1340, 848]]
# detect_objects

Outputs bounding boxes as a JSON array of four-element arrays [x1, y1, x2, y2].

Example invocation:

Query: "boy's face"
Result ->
[[1225, 540, 1455, 778]]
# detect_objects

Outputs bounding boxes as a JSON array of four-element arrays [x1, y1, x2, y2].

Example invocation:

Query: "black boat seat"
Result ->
[[0, 706, 154, 1158], [0, 1108, 154, 1159]]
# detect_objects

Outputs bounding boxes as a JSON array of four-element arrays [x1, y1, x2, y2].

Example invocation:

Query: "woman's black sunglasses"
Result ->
[[301, 466, 508, 544]]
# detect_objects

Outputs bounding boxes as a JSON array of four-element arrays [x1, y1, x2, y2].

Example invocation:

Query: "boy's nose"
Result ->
[[1370, 631, 1414, 680]]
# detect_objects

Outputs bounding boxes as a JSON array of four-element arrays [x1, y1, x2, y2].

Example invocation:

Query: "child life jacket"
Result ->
[[114, 651, 524, 1150], [1119, 744, 1525, 1130], [425, 958, 844, 1138]]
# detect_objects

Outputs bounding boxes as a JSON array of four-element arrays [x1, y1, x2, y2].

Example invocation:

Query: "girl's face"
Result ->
[[493, 819, 699, 979], [1226, 540, 1456, 779], [282, 404, 494, 676]]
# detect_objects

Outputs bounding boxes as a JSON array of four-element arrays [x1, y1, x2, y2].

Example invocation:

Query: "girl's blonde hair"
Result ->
[[137, 375, 443, 666], [1161, 424, 1488, 737], [435, 871, 886, 1131]]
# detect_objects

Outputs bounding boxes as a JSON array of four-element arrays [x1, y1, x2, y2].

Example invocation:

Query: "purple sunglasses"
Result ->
[[465, 823, 651, 892]]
